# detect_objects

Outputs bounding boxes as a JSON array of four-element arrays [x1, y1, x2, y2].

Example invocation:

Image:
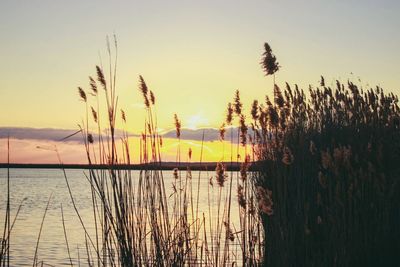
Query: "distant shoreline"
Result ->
[[0, 162, 259, 171]]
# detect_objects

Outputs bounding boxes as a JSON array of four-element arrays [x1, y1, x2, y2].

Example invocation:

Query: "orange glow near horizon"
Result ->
[[0, 137, 249, 164]]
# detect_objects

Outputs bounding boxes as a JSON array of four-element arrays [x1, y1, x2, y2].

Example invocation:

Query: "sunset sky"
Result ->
[[1, 0, 399, 163]]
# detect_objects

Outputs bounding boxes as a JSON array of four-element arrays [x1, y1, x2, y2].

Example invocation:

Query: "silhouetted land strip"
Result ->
[[0, 162, 259, 171]]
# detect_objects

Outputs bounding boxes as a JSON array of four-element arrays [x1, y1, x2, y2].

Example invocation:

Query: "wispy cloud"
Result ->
[[162, 128, 219, 141], [0, 127, 85, 142], [0, 126, 253, 146], [161, 127, 252, 143], [0, 127, 140, 143]]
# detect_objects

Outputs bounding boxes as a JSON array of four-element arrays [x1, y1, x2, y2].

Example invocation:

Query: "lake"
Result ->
[[0, 168, 246, 266]]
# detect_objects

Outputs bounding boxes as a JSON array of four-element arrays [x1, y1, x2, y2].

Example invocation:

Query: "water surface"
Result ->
[[0, 168, 244, 266]]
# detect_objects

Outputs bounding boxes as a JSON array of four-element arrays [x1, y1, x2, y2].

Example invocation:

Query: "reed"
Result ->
[[0, 138, 10, 267], [33, 193, 53, 267], [0, 138, 26, 267], [68, 37, 263, 266], [249, 42, 400, 266]]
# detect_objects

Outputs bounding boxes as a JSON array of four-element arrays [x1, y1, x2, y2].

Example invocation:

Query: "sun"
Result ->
[[186, 114, 208, 130]]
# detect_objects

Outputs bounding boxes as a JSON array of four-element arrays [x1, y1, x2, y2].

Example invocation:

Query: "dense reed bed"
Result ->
[[247, 43, 400, 266]]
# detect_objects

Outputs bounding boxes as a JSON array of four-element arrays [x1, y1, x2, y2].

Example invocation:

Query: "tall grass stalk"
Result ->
[[33, 193, 53, 266], [68, 39, 263, 266]]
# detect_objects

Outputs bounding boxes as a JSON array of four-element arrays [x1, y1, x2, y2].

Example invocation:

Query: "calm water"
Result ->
[[0, 168, 243, 266]]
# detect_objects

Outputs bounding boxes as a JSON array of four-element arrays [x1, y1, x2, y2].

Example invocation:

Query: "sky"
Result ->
[[0, 0, 399, 163]]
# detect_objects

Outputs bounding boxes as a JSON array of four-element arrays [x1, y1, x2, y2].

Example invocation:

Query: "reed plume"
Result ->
[[226, 102, 233, 125], [95, 66, 106, 90], [89, 76, 98, 94], [78, 87, 87, 102], [260, 42, 280, 76], [174, 114, 181, 138]]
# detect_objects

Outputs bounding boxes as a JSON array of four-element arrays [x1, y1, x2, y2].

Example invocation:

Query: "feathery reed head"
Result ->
[[268, 105, 279, 128], [215, 162, 226, 187], [234, 90, 242, 115], [96, 66, 106, 89], [139, 75, 148, 95], [87, 133, 94, 144], [320, 75, 325, 87], [261, 42, 280, 76], [251, 100, 259, 121], [78, 87, 87, 102], [219, 123, 226, 141], [274, 84, 284, 108], [139, 75, 150, 108], [91, 106, 98, 123], [89, 76, 98, 95], [121, 109, 126, 123], [226, 102, 233, 125], [150, 90, 155, 105], [113, 33, 118, 49], [174, 114, 181, 138], [239, 114, 248, 146]]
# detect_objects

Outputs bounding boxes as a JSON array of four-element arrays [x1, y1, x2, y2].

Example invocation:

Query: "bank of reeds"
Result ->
[[248, 43, 400, 266]]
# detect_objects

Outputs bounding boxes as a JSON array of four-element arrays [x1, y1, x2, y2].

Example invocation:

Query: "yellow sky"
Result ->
[[1, 1, 400, 163], [1, 1, 400, 132]]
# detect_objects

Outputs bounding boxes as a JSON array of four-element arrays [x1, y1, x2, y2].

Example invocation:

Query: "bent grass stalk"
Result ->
[[32, 193, 53, 267]]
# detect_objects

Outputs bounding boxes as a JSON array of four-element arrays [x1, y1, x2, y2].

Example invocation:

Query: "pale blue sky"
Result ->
[[0, 0, 399, 129]]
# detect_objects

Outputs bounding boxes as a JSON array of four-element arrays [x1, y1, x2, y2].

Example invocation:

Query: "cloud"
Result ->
[[0, 127, 140, 164], [161, 127, 254, 143], [0, 127, 85, 142], [0, 126, 255, 146], [0, 127, 140, 143], [162, 128, 219, 141]]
